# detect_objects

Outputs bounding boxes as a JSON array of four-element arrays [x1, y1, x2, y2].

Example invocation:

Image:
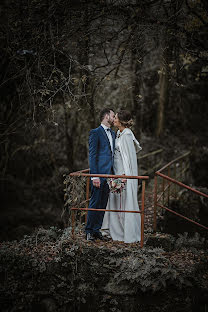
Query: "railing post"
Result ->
[[85, 177, 90, 223], [153, 175, 158, 233], [141, 180, 145, 248]]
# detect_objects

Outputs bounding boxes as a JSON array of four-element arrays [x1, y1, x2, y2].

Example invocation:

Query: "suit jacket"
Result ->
[[89, 125, 116, 175]]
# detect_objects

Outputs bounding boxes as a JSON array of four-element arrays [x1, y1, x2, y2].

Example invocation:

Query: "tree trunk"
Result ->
[[131, 51, 143, 140], [156, 35, 170, 137], [78, 1, 95, 128]]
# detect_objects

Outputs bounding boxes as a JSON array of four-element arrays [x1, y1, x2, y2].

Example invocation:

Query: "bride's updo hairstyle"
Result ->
[[117, 110, 133, 128]]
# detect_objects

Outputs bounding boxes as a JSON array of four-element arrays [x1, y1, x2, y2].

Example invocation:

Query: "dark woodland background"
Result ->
[[0, 0, 208, 241]]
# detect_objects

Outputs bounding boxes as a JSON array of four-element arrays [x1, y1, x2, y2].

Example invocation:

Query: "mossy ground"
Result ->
[[0, 227, 207, 312]]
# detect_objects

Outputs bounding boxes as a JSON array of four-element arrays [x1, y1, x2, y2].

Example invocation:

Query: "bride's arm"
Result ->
[[119, 132, 138, 177]]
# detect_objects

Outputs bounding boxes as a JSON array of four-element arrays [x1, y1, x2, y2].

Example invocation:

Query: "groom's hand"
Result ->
[[92, 178, 100, 188]]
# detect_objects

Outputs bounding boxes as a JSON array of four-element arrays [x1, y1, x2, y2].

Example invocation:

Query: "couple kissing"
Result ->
[[85, 108, 142, 243]]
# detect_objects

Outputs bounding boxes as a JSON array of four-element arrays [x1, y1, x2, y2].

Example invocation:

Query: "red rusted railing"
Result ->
[[69, 169, 149, 248], [154, 152, 208, 232]]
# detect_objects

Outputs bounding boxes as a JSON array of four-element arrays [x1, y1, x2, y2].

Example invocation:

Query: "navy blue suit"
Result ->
[[85, 125, 116, 234]]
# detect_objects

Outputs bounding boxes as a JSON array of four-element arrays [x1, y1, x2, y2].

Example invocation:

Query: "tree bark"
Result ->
[[131, 51, 143, 140], [156, 34, 170, 138]]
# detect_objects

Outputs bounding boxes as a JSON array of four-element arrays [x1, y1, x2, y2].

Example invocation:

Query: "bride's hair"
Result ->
[[117, 110, 133, 128]]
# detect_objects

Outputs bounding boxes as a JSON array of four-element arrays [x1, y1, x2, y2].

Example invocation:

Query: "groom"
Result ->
[[85, 108, 115, 241]]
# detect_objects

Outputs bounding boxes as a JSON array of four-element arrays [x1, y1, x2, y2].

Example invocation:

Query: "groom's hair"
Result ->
[[100, 108, 114, 122]]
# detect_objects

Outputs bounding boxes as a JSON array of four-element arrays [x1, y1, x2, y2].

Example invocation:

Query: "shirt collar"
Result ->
[[101, 123, 110, 131]]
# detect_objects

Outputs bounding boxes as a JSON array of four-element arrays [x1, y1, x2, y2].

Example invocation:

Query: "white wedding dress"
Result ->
[[101, 128, 142, 243]]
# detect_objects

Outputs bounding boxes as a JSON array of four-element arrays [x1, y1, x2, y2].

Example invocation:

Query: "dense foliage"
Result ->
[[0, 228, 207, 311]]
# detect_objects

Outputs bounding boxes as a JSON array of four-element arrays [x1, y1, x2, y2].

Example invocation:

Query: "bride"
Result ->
[[102, 110, 142, 243]]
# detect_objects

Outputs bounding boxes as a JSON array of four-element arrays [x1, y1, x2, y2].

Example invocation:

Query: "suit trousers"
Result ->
[[85, 179, 110, 234]]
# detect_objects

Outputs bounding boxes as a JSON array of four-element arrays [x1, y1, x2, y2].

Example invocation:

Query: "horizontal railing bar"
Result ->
[[157, 203, 208, 230], [157, 151, 190, 173], [156, 168, 188, 184], [69, 172, 149, 180], [71, 207, 142, 213], [156, 172, 208, 198]]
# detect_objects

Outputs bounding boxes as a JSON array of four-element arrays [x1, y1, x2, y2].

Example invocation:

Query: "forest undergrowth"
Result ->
[[0, 226, 208, 312]]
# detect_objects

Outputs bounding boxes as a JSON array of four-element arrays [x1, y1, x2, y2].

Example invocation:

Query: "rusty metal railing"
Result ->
[[69, 169, 149, 248], [154, 151, 208, 232]]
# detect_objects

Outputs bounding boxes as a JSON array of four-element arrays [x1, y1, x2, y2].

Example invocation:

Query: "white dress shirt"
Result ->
[[101, 123, 113, 152], [91, 124, 113, 181]]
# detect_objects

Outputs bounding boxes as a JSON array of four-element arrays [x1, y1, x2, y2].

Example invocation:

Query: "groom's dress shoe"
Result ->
[[94, 232, 104, 240], [86, 233, 95, 241]]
